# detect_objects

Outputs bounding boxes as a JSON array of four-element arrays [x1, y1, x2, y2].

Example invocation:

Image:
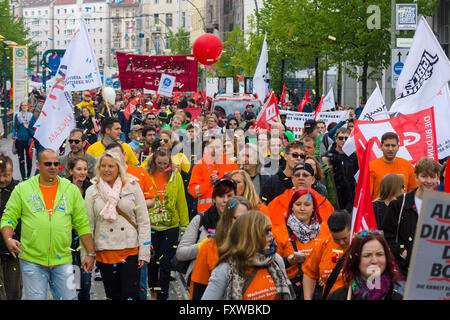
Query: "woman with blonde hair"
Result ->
[[372, 174, 404, 229], [85, 151, 151, 300], [237, 143, 265, 194], [202, 211, 295, 300], [190, 196, 251, 299], [228, 169, 269, 216], [305, 155, 328, 198]]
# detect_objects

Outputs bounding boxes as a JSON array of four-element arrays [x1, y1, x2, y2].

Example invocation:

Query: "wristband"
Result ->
[[87, 253, 96, 258], [7, 237, 12, 242]]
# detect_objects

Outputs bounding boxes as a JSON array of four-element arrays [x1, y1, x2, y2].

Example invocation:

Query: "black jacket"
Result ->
[[327, 284, 403, 300], [0, 180, 21, 257], [325, 142, 359, 211], [201, 205, 220, 231], [382, 190, 418, 277], [372, 200, 389, 229], [260, 167, 293, 205]]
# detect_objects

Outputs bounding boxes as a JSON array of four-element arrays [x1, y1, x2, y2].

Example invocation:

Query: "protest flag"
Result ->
[[253, 33, 270, 105], [252, 91, 280, 133], [33, 19, 102, 151], [350, 137, 378, 241], [280, 84, 287, 106], [313, 95, 324, 120], [298, 90, 311, 112]]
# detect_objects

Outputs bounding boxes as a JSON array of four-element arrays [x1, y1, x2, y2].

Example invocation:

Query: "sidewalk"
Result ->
[[0, 133, 36, 181]]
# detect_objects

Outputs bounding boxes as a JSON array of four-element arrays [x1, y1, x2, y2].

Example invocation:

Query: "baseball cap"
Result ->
[[293, 162, 315, 176], [157, 112, 168, 120], [304, 119, 317, 134], [83, 92, 91, 97], [130, 125, 142, 132]]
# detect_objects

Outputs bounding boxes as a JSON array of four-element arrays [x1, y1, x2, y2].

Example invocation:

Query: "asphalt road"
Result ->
[[1, 133, 189, 301]]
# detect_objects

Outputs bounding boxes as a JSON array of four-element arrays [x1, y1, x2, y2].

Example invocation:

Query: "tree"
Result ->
[[0, 0, 38, 79], [168, 28, 191, 55]]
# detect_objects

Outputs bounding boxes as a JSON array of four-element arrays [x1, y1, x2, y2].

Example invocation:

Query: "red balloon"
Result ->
[[193, 33, 223, 65]]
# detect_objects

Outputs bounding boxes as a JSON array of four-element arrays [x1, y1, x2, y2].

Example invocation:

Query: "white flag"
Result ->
[[253, 33, 270, 104], [390, 16, 450, 113], [359, 83, 389, 122], [321, 87, 335, 111], [34, 19, 102, 150], [343, 83, 389, 156]]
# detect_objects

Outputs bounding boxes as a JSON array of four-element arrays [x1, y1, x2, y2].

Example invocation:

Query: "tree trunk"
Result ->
[[362, 59, 368, 102], [280, 59, 285, 94], [315, 57, 320, 107], [337, 62, 342, 104]]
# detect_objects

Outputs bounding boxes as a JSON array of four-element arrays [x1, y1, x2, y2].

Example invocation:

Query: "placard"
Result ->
[[12, 46, 28, 116], [157, 74, 176, 97], [404, 190, 450, 300]]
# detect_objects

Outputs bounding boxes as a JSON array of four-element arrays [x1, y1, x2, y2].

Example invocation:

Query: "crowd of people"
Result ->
[[0, 87, 447, 301]]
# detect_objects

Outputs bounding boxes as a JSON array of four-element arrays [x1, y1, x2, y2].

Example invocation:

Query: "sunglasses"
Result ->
[[68, 139, 81, 144], [337, 136, 349, 141], [43, 161, 60, 167], [354, 230, 384, 239], [290, 153, 306, 159], [161, 139, 170, 143], [265, 227, 272, 235], [229, 122, 238, 125], [147, 117, 156, 120], [293, 172, 312, 178]]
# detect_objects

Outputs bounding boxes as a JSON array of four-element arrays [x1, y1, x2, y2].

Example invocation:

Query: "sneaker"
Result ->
[[94, 269, 102, 281]]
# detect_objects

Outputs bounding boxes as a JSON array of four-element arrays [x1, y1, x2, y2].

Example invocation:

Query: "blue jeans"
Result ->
[[20, 260, 77, 300], [139, 264, 148, 300]]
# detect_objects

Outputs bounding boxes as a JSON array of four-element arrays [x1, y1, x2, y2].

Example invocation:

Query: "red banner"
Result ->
[[353, 107, 438, 167], [116, 52, 198, 92]]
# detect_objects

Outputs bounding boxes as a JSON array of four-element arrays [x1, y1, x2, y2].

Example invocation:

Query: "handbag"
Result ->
[[170, 213, 204, 274]]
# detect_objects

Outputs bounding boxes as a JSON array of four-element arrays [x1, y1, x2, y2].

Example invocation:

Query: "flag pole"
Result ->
[[101, 86, 112, 117]]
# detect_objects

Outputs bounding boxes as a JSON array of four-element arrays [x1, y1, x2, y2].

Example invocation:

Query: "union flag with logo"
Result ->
[[252, 91, 280, 133], [352, 107, 438, 168]]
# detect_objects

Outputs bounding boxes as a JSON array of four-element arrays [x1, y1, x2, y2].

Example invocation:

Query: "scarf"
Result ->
[[97, 176, 122, 222], [225, 238, 295, 300], [351, 274, 392, 300], [286, 214, 321, 244]]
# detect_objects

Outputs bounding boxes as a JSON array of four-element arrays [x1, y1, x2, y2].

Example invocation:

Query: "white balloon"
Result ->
[[103, 87, 116, 105]]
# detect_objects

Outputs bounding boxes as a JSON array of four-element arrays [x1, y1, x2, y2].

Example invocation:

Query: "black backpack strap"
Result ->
[[322, 252, 347, 300], [242, 267, 259, 295], [286, 225, 298, 252]]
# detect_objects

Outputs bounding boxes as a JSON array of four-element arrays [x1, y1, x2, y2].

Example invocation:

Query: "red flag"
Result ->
[[313, 95, 324, 120], [252, 91, 280, 133], [298, 90, 311, 111], [280, 84, 287, 106], [200, 91, 206, 105], [124, 95, 140, 120], [350, 137, 378, 240], [444, 162, 450, 193], [352, 107, 438, 168]]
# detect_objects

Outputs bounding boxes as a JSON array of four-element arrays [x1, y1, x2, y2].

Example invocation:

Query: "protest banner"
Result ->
[[280, 110, 349, 139], [404, 190, 450, 300], [352, 107, 438, 167], [12, 46, 28, 117], [116, 52, 197, 92]]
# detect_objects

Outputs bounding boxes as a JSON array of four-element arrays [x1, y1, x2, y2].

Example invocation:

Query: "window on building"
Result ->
[[99, 28, 103, 33], [167, 0, 172, 3], [116, 9, 119, 17], [154, 14, 159, 25], [166, 13, 172, 27], [155, 0, 158, 4], [182, 12, 186, 27]]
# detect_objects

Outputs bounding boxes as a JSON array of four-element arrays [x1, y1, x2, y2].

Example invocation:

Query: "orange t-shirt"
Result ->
[[190, 237, 218, 299], [152, 172, 168, 203], [95, 247, 139, 264], [126, 165, 157, 200], [243, 268, 278, 300], [302, 235, 348, 295], [273, 223, 330, 279], [39, 181, 59, 218], [369, 156, 417, 200]]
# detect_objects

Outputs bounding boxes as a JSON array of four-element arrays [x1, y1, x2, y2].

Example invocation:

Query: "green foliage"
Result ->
[[168, 28, 191, 55], [0, 0, 38, 79]]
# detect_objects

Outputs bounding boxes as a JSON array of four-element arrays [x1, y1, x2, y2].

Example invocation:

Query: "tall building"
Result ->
[[140, 0, 190, 55], [109, 0, 140, 66], [17, 0, 110, 73]]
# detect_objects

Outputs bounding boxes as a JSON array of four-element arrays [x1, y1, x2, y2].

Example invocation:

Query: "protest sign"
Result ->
[[404, 190, 450, 300], [280, 110, 349, 139], [116, 52, 197, 92], [157, 74, 176, 97]]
